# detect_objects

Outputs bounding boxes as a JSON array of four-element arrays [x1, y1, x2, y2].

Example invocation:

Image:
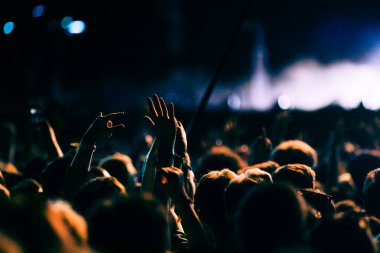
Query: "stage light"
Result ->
[[3, 21, 14, 35], [228, 94, 241, 110], [278, 94, 291, 110], [60, 16, 73, 29], [67, 20, 86, 34], [32, 5, 46, 18]]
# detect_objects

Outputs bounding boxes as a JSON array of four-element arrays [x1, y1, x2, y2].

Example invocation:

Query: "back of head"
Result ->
[[272, 164, 316, 190], [271, 140, 318, 168], [225, 169, 272, 221], [348, 151, 380, 196], [310, 212, 376, 253], [99, 152, 137, 189], [238, 160, 280, 175], [11, 179, 43, 197], [363, 168, 380, 218], [194, 169, 237, 244], [88, 193, 169, 253], [72, 176, 126, 217], [236, 183, 305, 253], [40, 156, 72, 199], [0, 195, 89, 253], [196, 145, 247, 178]]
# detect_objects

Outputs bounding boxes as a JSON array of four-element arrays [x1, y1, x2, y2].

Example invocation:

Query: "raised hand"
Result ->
[[144, 95, 177, 152], [81, 112, 125, 145]]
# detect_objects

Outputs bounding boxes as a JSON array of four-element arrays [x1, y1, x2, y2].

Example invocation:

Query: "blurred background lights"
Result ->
[[67, 20, 86, 34], [32, 5, 46, 18], [60, 16, 73, 29], [278, 94, 292, 110], [228, 94, 242, 110], [3, 21, 14, 35]]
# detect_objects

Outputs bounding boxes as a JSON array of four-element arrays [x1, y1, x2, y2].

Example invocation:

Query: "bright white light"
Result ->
[[67, 20, 86, 34], [32, 5, 46, 18], [60, 16, 73, 29], [227, 94, 242, 110], [273, 56, 380, 111], [3, 21, 14, 35], [278, 94, 292, 110], [362, 91, 380, 111]]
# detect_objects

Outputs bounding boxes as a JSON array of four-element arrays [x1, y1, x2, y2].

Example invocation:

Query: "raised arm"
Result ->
[[62, 112, 125, 198], [144, 95, 177, 168], [159, 166, 208, 252], [141, 138, 159, 193]]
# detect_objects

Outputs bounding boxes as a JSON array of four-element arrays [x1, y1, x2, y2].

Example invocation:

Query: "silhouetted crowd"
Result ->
[[0, 95, 380, 253]]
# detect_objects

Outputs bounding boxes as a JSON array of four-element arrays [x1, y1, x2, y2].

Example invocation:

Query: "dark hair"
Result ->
[[271, 140, 318, 168], [348, 151, 380, 196], [72, 176, 126, 217], [238, 160, 280, 175], [310, 212, 376, 253], [224, 169, 272, 221], [40, 156, 73, 199], [196, 146, 247, 178], [194, 169, 237, 249], [272, 163, 316, 189], [88, 194, 169, 253], [363, 168, 380, 218], [99, 153, 137, 190], [236, 183, 305, 253]]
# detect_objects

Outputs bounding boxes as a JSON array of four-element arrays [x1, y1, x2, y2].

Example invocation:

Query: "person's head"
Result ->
[[194, 169, 237, 247], [224, 169, 272, 221], [363, 168, 380, 218], [348, 151, 380, 196], [310, 212, 376, 253], [11, 179, 43, 197], [238, 160, 280, 175], [0, 195, 89, 253], [196, 145, 247, 178], [72, 176, 126, 217], [271, 140, 318, 168], [40, 156, 72, 199], [88, 194, 169, 253], [99, 152, 137, 190], [272, 164, 316, 190], [236, 183, 306, 253]]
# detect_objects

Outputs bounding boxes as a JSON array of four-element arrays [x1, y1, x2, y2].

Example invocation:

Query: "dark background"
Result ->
[[2, 0, 380, 162]]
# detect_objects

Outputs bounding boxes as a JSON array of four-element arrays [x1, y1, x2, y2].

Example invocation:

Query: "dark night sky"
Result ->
[[2, 0, 380, 114]]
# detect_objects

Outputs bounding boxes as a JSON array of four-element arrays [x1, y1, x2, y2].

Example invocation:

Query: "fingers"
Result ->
[[110, 123, 125, 130], [160, 97, 169, 119], [154, 94, 164, 117], [148, 97, 158, 118], [169, 102, 175, 120], [143, 115, 155, 126]]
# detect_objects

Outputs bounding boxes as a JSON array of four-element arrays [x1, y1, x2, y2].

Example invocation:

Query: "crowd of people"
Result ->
[[0, 94, 379, 252]]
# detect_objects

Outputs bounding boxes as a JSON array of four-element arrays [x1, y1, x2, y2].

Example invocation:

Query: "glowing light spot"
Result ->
[[32, 5, 46, 18], [278, 94, 292, 110], [227, 94, 241, 110], [3, 21, 14, 35], [216, 139, 223, 146], [60, 16, 73, 29], [67, 20, 86, 34], [362, 93, 380, 111]]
